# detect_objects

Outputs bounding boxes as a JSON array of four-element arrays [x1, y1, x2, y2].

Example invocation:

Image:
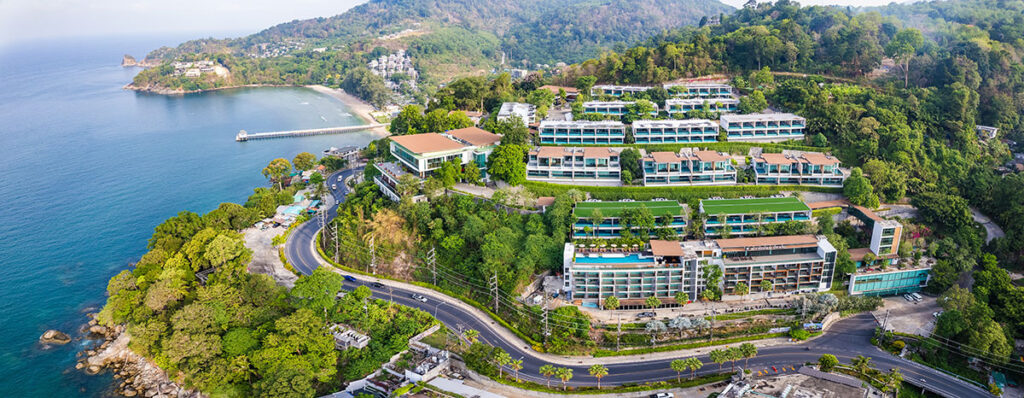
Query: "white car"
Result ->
[[331, 184, 337, 190], [410, 293, 428, 303], [338, 176, 343, 182], [911, 293, 923, 301], [903, 294, 913, 302], [651, 393, 675, 398]]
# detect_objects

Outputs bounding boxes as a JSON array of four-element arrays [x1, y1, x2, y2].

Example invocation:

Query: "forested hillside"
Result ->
[[131, 0, 731, 97]]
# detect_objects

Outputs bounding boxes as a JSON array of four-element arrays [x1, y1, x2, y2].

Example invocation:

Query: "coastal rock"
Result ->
[[40, 329, 72, 345], [122, 54, 138, 67], [89, 325, 109, 336]]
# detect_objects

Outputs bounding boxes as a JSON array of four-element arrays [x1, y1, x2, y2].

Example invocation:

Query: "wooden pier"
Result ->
[[236, 123, 387, 141]]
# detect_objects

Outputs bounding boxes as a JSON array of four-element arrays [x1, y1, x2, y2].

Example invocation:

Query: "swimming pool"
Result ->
[[574, 254, 654, 264]]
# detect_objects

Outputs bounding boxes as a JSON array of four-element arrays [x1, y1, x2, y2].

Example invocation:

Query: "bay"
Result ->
[[0, 35, 383, 397]]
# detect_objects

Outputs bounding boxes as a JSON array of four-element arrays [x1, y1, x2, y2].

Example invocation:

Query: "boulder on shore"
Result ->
[[40, 329, 71, 345]]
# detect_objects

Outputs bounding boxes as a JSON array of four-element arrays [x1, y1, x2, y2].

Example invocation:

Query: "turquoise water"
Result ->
[[0, 36, 385, 396], [574, 254, 653, 264]]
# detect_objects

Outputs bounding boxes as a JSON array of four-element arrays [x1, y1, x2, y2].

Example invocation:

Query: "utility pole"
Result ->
[[490, 272, 499, 314], [428, 246, 437, 286], [542, 306, 550, 345], [369, 236, 376, 275], [333, 223, 339, 262], [882, 309, 890, 331], [616, 314, 622, 352]]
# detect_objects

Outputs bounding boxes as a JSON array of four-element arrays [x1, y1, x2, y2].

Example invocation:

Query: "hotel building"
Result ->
[[497, 102, 537, 127], [632, 119, 719, 144], [590, 84, 652, 97], [563, 234, 837, 306], [665, 98, 739, 114], [699, 197, 813, 237], [751, 152, 846, 186], [719, 113, 805, 142], [537, 120, 627, 145], [640, 149, 737, 186], [571, 200, 687, 239], [663, 82, 733, 98], [526, 147, 623, 185], [388, 127, 502, 177], [583, 101, 651, 116]]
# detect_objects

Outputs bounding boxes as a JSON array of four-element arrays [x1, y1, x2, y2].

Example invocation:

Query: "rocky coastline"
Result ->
[[73, 313, 202, 398]]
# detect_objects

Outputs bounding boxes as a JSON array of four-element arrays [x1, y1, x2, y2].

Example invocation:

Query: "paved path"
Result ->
[[283, 172, 992, 398], [971, 206, 1005, 244]]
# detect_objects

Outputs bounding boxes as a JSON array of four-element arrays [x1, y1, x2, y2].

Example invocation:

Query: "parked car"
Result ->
[[410, 293, 428, 303], [650, 393, 674, 398], [343, 275, 357, 283], [903, 294, 913, 302], [911, 293, 923, 301], [636, 311, 657, 319]]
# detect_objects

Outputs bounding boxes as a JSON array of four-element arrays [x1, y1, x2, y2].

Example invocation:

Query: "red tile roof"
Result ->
[[447, 127, 501, 147], [390, 133, 466, 154], [650, 240, 685, 256], [715, 235, 819, 250]]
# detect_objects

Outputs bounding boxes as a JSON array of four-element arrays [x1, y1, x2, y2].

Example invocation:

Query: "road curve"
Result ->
[[284, 169, 991, 397]]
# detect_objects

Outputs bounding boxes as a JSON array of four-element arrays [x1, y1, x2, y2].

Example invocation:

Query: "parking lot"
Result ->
[[871, 293, 940, 335]]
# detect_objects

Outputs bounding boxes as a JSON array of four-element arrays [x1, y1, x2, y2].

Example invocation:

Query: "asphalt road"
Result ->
[[284, 167, 991, 397]]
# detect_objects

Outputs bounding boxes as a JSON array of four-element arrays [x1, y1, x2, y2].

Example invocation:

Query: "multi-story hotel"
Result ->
[[389, 127, 502, 177], [665, 98, 739, 114], [590, 84, 652, 97], [526, 147, 623, 185], [751, 152, 846, 186], [537, 120, 627, 145], [563, 240, 705, 306], [719, 113, 806, 142], [699, 197, 813, 237], [563, 234, 837, 306], [713, 235, 837, 295], [571, 200, 687, 239], [640, 149, 737, 186], [497, 102, 536, 127], [631, 119, 719, 144], [663, 82, 733, 98], [582, 101, 650, 116]]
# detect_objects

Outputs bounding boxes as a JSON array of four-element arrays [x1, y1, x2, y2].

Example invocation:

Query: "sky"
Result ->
[[1, 0, 917, 46]]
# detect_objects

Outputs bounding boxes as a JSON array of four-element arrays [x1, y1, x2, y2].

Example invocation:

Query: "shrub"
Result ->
[[789, 328, 811, 341]]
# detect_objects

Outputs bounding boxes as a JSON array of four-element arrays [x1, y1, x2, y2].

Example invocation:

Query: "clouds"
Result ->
[[0, 0, 366, 44]]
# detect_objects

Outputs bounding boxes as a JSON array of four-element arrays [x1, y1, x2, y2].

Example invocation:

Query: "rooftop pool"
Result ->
[[574, 254, 654, 264]]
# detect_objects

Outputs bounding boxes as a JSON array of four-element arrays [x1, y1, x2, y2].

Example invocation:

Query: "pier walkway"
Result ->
[[236, 123, 388, 141]]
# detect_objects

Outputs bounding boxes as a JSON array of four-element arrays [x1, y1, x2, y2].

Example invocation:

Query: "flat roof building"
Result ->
[[752, 151, 845, 187], [699, 196, 812, 237], [632, 119, 719, 144], [641, 148, 737, 186], [665, 97, 738, 114], [848, 265, 931, 296], [720, 113, 806, 142], [538, 120, 627, 145], [497, 102, 537, 127], [591, 84, 652, 97], [663, 82, 733, 98], [329, 324, 370, 350], [571, 200, 687, 238], [563, 234, 837, 305], [527, 147, 623, 185], [583, 101, 654, 116]]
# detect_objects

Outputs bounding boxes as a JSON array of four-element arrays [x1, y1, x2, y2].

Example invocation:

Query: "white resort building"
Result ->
[[526, 147, 623, 185], [496, 102, 537, 127], [388, 127, 502, 178], [537, 120, 627, 145], [665, 97, 739, 114], [719, 113, 806, 142], [632, 119, 719, 144], [751, 152, 845, 186], [640, 149, 737, 186]]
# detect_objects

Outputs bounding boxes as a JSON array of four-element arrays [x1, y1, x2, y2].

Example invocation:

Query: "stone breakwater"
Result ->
[[77, 314, 202, 398]]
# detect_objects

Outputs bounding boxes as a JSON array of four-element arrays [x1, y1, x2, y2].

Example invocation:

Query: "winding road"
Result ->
[[285, 167, 992, 397]]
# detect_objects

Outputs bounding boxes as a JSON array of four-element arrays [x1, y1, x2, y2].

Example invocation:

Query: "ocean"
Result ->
[[0, 36, 384, 397]]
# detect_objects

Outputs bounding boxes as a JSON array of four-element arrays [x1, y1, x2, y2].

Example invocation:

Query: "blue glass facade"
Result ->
[[849, 268, 930, 296]]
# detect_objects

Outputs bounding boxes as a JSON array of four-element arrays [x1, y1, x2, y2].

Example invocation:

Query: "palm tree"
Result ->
[[685, 357, 704, 380], [670, 359, 687, 382], [556, 367, 574, 391], [710, 349, 727, 371], [463, 329, 479, 345], [509, 359, 523, 382], [884, 368, 903, 394], [494, 350, 511, 379], [539, 364, 557, 388], [851, 355, 872, 376], [589, 364, 609, 389], [740, 343, 758, 368], [646, 295, 662, 310], [727, 346, 742, 372]]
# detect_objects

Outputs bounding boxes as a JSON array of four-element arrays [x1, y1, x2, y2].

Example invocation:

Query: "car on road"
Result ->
[[372, 282, 385, 289], [332, 184, 337, 190], [650, 393, 674, 398], [343, 275, 357, 282], [410, 293, 428, 303], [635, 311, 657, 319], [338, 176, 343, 182]]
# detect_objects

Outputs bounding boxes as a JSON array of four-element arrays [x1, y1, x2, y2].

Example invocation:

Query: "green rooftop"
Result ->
[[573, 200, 684, 218], [700, 196, 810, 215]]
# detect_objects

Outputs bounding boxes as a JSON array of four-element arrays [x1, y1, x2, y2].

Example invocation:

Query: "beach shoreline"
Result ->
[[304, 85, 378, 125]]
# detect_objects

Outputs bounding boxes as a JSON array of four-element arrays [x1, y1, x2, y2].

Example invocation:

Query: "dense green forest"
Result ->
[[130, 0, 730, 97]]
